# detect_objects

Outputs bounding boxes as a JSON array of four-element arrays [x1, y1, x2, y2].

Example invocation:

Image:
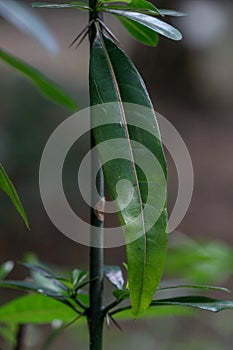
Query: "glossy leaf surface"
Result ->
[[0, 0, 58, 54], [90, 31, 167, 317], [0, 162, 29, 228], [104, 265, 124, 289], [104, 9, 182, 40], [0, 49, 77, 110], [118, 16, 158, 46]]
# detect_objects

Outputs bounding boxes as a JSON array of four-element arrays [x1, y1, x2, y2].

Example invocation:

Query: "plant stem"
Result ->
[[88, 1, 105, 350]]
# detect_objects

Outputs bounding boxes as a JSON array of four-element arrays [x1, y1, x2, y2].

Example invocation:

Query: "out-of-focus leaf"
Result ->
[[0, 323, 18, 347], [111, 296, 233, 317], [99, 0, 160, 15], [0, 294, 79, 324], [32, 2, 91, 11], [118, 16, 159, 46], [90, 31, 168, 318], [20, 262, 70, 292], [0, 49, 77, 110], [104, 266, 124, 289], [165, 235, 233, 284], [0, 0, 58, 54], [104, 9, 182, 41], [0, 261, 14, 280], [0, 162, 29, 228], [0, 280, 40, 292], [158, 284, 231, 293]]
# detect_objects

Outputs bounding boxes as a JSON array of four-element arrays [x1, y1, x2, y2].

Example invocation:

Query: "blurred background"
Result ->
[[0, 0, 232, 349]]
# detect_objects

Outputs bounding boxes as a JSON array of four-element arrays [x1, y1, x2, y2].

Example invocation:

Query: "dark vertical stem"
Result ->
[[88, 1, 105, 350], [14, 325, 25, 350]]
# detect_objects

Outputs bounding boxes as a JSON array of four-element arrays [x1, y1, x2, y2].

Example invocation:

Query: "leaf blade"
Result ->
[[0, 49, 77, 110], [90, 31, 168, 317], [0, 162, 29, 228]]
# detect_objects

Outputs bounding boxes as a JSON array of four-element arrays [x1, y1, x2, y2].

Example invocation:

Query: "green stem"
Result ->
[[88, 1, 105, 350]]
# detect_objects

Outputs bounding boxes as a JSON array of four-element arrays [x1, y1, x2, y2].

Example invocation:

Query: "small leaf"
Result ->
[[32, 2, 91, 11], [0, 261, 14, 280], [104, 266, 124, 289], [158, 284, 231, 293], [105, 9, 182, 41], [0, 294, 79, 324], [0, 49, 77, 110], [99, 0, 160, 15], [119, 16, 159, 46], [72, 269, 88, 289], [0, 162, 29, 228], [113, 289, 130, 302], [0, 0, 58, 54]]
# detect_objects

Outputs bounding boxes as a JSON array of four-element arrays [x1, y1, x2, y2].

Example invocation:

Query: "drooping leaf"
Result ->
[[104, 9, 182, 41], [0, 261, 14, 280], [32, 2, 91, 11], [90, 30, 168, 317], [0, 294, 79, 324], [111, 296, 233, 316], [118, 16, 159, 46], [0, 162, 29, 228], [0, 0, 58, 54], [0, 49, 77, 110], [104, 266, 124, 289]]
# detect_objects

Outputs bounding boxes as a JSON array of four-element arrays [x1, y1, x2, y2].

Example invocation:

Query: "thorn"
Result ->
[[110, 315, 123, 331], [97, 19, 120, 46], [69, 19, 94, 48], [63, 311, 86, 329]]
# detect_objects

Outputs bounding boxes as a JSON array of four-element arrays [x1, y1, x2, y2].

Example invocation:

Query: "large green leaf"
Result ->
[[0, 294, 79, 324], [90, 30, 167, 317], [0, 162, 29, 228], [0, 0, 58, 54], [111, 296, 233, 317], [104, 9, 182, 41], [0, 49, 77, 110]]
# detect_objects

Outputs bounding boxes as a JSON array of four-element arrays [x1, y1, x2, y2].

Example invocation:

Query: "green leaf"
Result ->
[[111, 296, 233, 316], [99, 0, 160, 15], [159, 9, 186, 17], [0, 0, 58, 54], [0, 294, 79, 324], [0, 162, 29, 228], [119, 16, 159, 46], [0, 49, 77, 110], [90, 31, 168, 318], [72, 268, 88, 289], [104, 266, 124, 289], [158, 284, 231, 293], [0, 261, 14, 280], [0, 323, 18, 347], [113, 289, 130, 302], [32, 2, 91, 11], [105, 9, 182, 41]]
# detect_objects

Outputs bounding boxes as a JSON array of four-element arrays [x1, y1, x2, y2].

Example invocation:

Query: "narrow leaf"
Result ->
[[0, 294, 79, 324], [104, 266, 124, 289], [0, 49, 77, 110], [111, 296, 233, 316], [72, 269, 88, 288], [90, 31, 168, 317], [158, 284, 231, 293], [32, 2, 91, 11], [0, 162, 29, 228], [0, 0, 58, 54], [113, 289, 130, 302], [159, 9, 186, 17], [105, 9, 182, 41]]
